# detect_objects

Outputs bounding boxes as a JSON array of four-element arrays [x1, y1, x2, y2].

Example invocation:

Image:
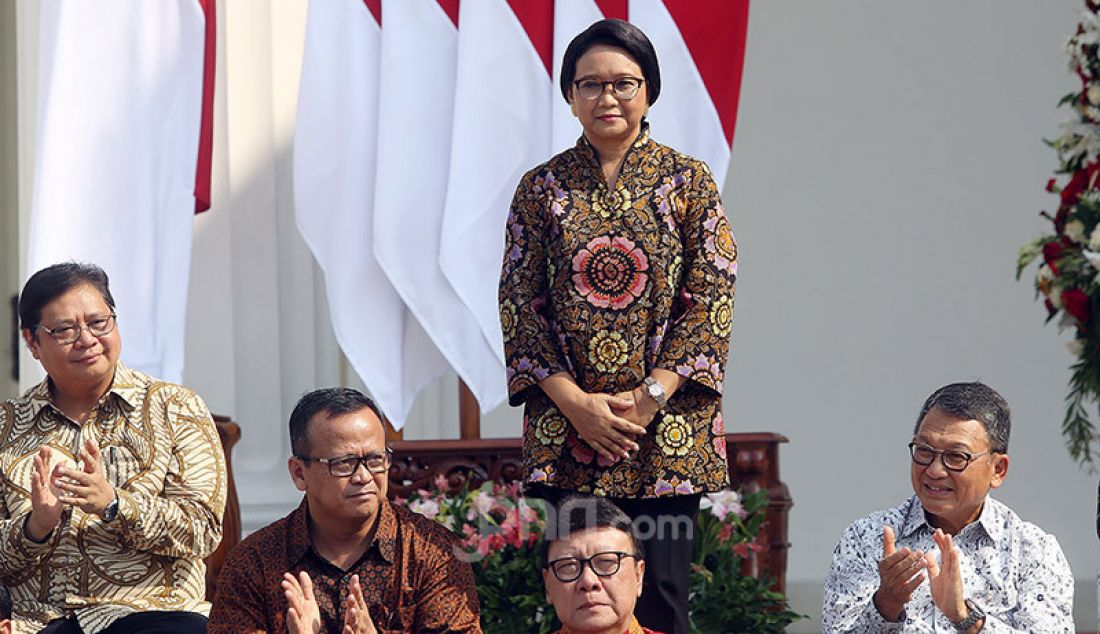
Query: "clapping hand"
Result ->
[[342, 574, 376, 634], [284, 571, 322, 634], [872, 526, 927, 622], [25, 446, 64, 541], [54, 438, 116, 517], [926, 529, 970, 625]]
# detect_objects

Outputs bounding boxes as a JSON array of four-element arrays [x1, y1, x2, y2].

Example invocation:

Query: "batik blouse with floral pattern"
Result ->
[[499, 124, 737, 498]]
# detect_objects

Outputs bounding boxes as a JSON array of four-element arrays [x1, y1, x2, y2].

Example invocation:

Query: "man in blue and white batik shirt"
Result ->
[[822, 382, 1073, 633]]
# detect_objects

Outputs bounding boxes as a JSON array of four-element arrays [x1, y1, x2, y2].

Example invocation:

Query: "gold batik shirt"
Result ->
[[500, 125, 736, 498], [0, 364, 227, 633]]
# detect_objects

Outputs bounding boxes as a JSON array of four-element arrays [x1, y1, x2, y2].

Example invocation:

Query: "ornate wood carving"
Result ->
[[388, 433, 791, 592], [206, 415, 242, 601]]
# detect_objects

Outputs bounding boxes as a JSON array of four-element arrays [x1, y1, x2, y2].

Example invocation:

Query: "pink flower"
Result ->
[[717, 524, 734, 544], [571, 236, 649, 309], [732, 541, 764, 558]]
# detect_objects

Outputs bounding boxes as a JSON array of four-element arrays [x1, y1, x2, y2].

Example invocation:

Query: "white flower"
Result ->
[[1066, 219, 1087, 244], [473, 491, 494, 518], [1068, 338, 1086, 357], [1051, 286, 1065, 310], [701, 490, 744, 521], [1088, 85, 1100, 106], [1085, 250, 1100, 270], [1090, 226, 1100, 251], [1057, 118, 1100, 163], [1038, 264, 1055, 284], [438, 514, 456, 531], [409, 498, 440, 520], [1059, 312, 1077, 333]]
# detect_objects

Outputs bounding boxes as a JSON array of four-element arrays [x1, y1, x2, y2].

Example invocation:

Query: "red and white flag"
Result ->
[[27, 0, 215, 384], [373, 0, 507, 414], [630, 0, 749, 186], [295, 0, 448, 428], [439, 0, 555, 367]]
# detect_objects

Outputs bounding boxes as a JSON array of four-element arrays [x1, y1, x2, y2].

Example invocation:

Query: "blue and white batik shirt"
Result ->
[[822, 495, 1073, 633]]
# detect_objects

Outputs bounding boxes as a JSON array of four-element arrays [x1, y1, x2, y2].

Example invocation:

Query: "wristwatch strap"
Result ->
[[103, 495, 120, 523], [643, 377, 668, 408], [952, 599, 985, 631]]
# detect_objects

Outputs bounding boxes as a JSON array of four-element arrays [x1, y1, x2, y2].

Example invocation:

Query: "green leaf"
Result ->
[[1017, 236, 1048, 280], [1058, 91, 1082, 107]]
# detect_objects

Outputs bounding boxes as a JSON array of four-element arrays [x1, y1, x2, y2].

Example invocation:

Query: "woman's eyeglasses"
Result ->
[[573, 77, 645, 101]]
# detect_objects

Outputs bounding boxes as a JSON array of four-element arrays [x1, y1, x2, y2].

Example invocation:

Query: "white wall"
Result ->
[[8, 1, 1097, 629], [728, 2, 1096, 630]]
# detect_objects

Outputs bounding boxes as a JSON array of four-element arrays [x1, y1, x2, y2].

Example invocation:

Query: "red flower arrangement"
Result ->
[[1018, 0, 1100, 464]]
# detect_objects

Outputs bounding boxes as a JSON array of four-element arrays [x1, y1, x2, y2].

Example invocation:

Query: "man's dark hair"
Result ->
[[18, 262, 116, 339], [540, 496, 643, 568], [559, 19, 661, 106], [0, 583, 11, 620], [288, 387, 384, 456], [914, 382, 1011, 453]]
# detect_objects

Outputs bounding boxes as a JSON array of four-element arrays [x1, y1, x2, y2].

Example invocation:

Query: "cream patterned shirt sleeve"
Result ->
[[0, 364, 227, 633]]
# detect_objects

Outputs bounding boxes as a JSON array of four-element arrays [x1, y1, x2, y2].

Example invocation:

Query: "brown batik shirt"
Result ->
[[208, 497, 481, 634], [0, 364, 227, 634]]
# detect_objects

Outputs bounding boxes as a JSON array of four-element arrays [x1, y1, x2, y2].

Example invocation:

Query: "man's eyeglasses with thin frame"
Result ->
[[295, 448, 393, 477], [545, 551, 641, 583], [573, 77, 645, 101], [36, 314, 117, 345], [908, 442, 1000, 472]]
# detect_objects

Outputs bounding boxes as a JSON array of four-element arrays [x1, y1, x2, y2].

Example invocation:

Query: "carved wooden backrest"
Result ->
[[387, 433, 791, 593], [205, 415, 241, 601]]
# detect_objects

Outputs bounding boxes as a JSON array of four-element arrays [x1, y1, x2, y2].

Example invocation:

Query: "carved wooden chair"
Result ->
[[205, 415, 241, 601]]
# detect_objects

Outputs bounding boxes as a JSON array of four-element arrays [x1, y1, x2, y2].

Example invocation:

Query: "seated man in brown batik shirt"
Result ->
[[208, 388, 481, 634]]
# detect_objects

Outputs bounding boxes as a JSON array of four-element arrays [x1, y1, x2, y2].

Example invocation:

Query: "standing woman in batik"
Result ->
[[498, 19, 737, 634]]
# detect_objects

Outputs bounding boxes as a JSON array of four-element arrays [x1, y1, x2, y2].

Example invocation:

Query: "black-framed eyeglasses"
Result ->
[[35, 314, 117, 345], [573, 77, 645, 101], [295, 448, 393, 477], [908, 442, 998, 472], [545, 551, 641, 583]]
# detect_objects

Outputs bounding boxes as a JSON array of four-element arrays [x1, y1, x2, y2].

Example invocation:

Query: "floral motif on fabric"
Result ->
[[709, 295, 734, 338], [657, 413, 692, 456], [591, 183, 633, 219], [500, 125, 737, 497], [572, 236, 649, 310], [588, 330, 629, 373], [711, 414, 727, 459], [703, 210, 738, 276], [500, 299, 518, 341], [534, 408, 569, 446]]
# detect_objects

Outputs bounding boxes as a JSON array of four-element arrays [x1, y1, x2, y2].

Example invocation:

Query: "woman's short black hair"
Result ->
[[18, 262, 116, 337], [559, 19, 661, 106]]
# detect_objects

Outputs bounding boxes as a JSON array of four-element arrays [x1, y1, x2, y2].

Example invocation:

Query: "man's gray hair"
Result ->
[[914, 381, 1010, 453]]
